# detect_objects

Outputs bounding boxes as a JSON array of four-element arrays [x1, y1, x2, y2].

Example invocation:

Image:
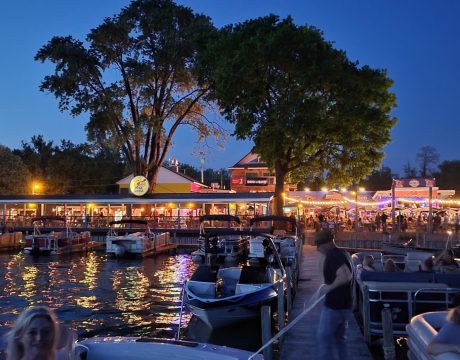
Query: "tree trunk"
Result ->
[[147, 165, 160, 194], [273, 163, 287, 216]]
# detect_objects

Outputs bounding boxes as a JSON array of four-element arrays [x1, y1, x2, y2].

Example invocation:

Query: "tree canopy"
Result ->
[[13, 136, 126, 194], [0, 145, 30, 195], [205, 16, 397, 213], [35, 0, 221, 192]]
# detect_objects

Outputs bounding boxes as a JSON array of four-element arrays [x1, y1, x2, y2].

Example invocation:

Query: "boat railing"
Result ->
[[413, 287, 460, 314], [358, 280, 458, 344]]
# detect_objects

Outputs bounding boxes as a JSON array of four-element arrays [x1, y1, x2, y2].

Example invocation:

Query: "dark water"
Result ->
[[0, 250, 262, 357]]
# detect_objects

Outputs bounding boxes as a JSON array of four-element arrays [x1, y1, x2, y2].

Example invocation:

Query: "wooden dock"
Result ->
[[280, 245, 373, 360]]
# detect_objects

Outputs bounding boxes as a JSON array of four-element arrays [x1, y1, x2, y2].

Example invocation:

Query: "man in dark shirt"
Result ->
[[315, 230, 353, 360]]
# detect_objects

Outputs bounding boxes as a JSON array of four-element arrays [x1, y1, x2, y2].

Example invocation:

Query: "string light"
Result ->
[[284, 195, 460, 207]]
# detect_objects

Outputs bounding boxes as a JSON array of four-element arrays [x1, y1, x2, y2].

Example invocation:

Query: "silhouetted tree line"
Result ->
[[303, 145, 460, 193], [0, 136, 127, 195], [0, 139, 457, 195], [0, 136, 230, 195]]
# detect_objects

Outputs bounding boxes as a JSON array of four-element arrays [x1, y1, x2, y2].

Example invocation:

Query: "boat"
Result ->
[[406, 311, 460, 360], [74, 336, 263, 360], [191, 215, 248, 264], [23, 216, 92, 255], [249, 215, 300, 267], [382, 237, 460, 258], [352, 250, 460, 344], [106, 219, 156, 258], [185, 231, 285, 328]]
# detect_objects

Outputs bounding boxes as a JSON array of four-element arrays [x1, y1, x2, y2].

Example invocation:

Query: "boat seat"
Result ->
[[189, 265, 219, 282], [221, 278, 238, 297], [404, 252, 433, 272], [238, 265, 267, 284], [404, 260, 421, 272]]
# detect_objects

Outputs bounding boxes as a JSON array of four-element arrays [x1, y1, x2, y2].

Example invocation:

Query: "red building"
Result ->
[[229, 152, 291, 193]]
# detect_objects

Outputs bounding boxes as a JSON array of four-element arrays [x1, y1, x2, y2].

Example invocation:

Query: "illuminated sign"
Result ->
[[231, 177, 243, 185], [393, 178, 436, 188], [246, 178, 268, 186], [129, 176, 149, 196]]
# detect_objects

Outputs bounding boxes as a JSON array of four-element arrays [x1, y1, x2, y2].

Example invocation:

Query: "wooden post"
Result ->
[[382, 304, 396, 360], [261, 305, 272, 360], [286, 267, 292, 314], [277, 281, 285, 334]]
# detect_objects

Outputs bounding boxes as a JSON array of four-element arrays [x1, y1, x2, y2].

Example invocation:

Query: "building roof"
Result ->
[[229, 152, 268, 169], [0, 192, 274, 205], [117, 166, 207, 187]]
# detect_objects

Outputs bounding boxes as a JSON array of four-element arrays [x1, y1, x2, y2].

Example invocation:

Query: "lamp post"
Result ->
[[199, 152, 205, 184]]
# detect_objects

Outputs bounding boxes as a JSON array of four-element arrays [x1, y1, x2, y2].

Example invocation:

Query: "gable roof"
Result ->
[[229, 151, 268, 169], [117, 166, 207, 187]]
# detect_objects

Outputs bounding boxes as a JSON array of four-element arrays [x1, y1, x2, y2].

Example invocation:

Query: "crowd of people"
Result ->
[[299, 209, 460, 234]]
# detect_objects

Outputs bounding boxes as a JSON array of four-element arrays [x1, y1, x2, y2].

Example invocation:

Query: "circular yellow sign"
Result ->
[[129, 176, 149, 196]]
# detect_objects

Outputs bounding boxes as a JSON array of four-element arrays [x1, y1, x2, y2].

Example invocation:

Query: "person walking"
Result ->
[[315, 230, 353, 360]]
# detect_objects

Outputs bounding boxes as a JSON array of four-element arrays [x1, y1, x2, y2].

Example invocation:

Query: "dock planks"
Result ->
[[280, 245, 373, 360]]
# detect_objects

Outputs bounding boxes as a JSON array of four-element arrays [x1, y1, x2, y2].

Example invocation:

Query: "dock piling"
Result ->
[[261, 305, 273, 360], [277, 281, 285, 336], [382, 304, 396, 360]]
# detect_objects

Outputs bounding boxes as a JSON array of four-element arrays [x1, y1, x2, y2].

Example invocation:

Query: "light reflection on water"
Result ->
[[0, 250, 262, 359], [0, 251, 196, 348]]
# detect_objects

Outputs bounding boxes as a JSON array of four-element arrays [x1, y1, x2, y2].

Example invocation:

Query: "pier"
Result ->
[[280, 244, 373, 360]]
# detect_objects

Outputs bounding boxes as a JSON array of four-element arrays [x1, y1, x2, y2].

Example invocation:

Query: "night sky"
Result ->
[[1, 0, 458, 175]]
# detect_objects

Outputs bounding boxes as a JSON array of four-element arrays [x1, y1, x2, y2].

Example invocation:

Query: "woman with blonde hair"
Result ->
[[7, 306, 59, 360]]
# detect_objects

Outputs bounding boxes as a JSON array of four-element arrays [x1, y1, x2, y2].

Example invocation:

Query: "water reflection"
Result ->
[[0, 252, 196, 340], [0, 251, 259, 356]]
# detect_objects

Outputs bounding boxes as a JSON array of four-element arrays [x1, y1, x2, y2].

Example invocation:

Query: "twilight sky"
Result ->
[[0, 0, 459, 175]]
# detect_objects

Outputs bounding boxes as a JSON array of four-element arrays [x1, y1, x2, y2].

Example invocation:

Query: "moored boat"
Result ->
[[352, 250, 460, 344], [185, 232, 285, 328], [249, 215, 300, 267], [406, 311, 460, 360], [191, 215, 248, 264], [382, 237, 460, 258], [75, 336, 263, 359], [23, 216, 92, 255], [106, 219, 156, 258]]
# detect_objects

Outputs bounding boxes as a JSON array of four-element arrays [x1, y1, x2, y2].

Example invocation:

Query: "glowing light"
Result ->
[[32, 181, 41, 195], [304, 187, 310, 192], [340, 188, 347, 192], [321, 187, 328, 192]]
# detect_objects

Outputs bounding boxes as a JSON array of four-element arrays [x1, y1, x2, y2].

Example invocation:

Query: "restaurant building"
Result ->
[[229, 152, 287, 193]]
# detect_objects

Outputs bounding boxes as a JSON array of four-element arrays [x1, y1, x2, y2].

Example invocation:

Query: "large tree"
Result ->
[[205, 16, 397, 214], [35, 0, 219, 192], [416, 145, 440, 178]]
